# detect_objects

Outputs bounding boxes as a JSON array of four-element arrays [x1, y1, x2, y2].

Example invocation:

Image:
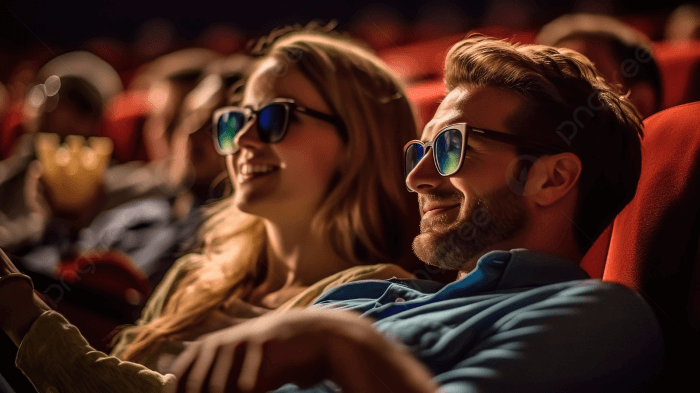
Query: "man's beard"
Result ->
[[412, 185, 527, 273]]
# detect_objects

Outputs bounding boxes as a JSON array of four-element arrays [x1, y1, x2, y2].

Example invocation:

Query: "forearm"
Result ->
[[1, 248, 176, 393], [17, 311, 176, 393]]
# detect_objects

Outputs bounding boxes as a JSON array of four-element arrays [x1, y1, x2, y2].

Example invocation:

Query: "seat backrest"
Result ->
[[604, 102, 700, 329], [378, 28, 536, 84], [51, 250, 152, 352], [406, 80, 445, 129], [581, 101, 700, 387], [99, 90, 152, 163], [55, 249, 151, 304], [654, 41, 700, 109]]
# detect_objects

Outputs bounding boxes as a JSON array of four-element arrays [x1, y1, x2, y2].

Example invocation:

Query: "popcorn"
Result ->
[[35, 133, 113, 213]]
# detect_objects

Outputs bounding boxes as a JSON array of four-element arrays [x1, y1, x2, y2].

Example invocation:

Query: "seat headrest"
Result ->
[[582, 102, 700, 285], [599, 102, 700, 332]]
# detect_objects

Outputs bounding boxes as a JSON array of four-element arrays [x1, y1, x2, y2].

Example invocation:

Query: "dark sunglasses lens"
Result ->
[[435, 128, 463, 175], [258, 103, 288, 143], [405, 143, 425, 178], [217, 111, 246, 152]]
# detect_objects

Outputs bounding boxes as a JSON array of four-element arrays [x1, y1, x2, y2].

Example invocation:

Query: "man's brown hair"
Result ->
[[445, 35, 643, 253]]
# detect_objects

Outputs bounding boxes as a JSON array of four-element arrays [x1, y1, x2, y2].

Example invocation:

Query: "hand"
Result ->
[[24, 160, 105, 228], [170, 309, 439, 393], [24, 160, 51, 220], [171, 310, 338, 393]]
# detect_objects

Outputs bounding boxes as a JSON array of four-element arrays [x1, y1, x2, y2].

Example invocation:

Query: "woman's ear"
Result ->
[[526, 153, 582, 207]]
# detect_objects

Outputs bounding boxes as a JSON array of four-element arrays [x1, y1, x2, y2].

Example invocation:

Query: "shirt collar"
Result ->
[[385, 249, 588, 303], [452, 248, 590, 292]]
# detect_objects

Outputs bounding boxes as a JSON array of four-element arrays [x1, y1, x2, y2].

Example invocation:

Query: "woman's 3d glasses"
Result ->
[[212, 98, 346, 155]]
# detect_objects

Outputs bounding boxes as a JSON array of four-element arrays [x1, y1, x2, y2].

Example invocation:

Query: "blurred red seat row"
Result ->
[[4, 35, 699, 162], [386, 36, 700, 126]]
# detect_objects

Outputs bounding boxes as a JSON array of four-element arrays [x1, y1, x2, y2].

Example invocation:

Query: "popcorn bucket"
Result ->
[[35, 133, 113, 213]]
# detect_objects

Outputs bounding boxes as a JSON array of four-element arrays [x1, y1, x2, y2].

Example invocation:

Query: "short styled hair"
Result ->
[[445, 35, 643, 253]]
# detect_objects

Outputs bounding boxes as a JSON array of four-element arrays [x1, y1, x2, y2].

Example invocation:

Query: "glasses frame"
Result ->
[[212, 98, 346, 155], [403, 122, 568, 192]]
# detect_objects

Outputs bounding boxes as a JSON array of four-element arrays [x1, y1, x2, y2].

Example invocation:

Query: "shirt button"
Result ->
[[395, 297, 406, 303]]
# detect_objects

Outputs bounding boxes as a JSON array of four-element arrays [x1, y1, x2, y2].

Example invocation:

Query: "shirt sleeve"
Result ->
[[432, 281, 664, 393], [17, 311, 176, 393]]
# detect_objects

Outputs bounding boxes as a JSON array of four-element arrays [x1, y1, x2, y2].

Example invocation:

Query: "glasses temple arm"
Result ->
[[472, 127, 568, 153]]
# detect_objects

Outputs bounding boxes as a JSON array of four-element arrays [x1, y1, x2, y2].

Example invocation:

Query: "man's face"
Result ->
[[407, 85, 530, 274]]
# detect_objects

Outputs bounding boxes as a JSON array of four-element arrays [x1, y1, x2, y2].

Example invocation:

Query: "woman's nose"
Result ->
[[233, 116, 264, 152]]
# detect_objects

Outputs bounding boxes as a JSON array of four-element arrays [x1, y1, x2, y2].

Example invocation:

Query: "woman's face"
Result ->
[[226, 57, 346, 223]]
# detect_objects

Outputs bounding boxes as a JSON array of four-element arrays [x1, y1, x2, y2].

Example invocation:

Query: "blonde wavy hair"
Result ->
[[119, 30, 421, 362]]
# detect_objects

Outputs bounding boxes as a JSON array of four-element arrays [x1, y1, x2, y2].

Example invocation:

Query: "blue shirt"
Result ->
[[279, 249, 664, 393]]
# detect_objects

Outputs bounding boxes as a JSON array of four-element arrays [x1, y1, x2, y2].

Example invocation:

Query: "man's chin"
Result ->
[[412, 232, 445, 266]]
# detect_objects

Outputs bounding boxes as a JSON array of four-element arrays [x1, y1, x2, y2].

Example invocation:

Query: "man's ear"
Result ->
[[526, 153, 581, 207]]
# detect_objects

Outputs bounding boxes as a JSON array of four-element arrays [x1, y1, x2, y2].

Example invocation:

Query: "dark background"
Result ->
[[0, 0, 694, 79]]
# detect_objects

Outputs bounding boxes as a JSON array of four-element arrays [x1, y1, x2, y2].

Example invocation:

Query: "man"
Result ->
[[1, 36, 663, 393], [165, 36, 662, 392]]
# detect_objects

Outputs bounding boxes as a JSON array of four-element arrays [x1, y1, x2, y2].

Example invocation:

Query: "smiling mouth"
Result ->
[[237, 164, 280, 184], [422, 205, 460, 220]]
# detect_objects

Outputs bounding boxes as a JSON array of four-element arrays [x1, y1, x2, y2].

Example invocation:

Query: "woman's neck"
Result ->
[[255, 219, 352, 296]]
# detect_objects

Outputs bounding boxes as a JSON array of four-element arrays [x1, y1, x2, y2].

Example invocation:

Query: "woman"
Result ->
[[0, 29, 422, 392]]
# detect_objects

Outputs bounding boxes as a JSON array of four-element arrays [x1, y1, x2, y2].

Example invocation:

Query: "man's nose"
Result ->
[[406, 148, 443, 192]]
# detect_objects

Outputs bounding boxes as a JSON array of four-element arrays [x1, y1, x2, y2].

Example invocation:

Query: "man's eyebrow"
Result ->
[[422, 118, 460, 142]]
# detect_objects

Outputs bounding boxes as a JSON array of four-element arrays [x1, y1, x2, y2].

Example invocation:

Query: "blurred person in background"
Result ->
[[124, 47, 221, 163], [665, 4, 700, 41], [537, 13, 663, 119], [168, 53, 256, 209], [0, 48, 208, 286], [84, 47, 229, 283], [0, 59, 45, 162], [665, 4, 700, 105], [0, 51, 122, 254], [0, 28, 425, 392]]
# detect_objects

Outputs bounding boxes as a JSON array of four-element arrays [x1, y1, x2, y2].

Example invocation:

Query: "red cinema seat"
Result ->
[[580, 101, 700, 388], [379, 29, 536, 84], [0, 101, 26, 160], [406, 80, 445, 129], [51, 250, 151, 352], [380, 33, 465, 83], [99, 90, 153, 164], [653, 40, 700, 109], [56, 250, 151, 302]]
